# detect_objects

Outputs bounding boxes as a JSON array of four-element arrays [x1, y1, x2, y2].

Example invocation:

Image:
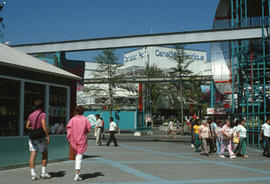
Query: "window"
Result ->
[[49, 86, 67, 134], [0, 78, 20, 136], [24, 82, 45, 135]]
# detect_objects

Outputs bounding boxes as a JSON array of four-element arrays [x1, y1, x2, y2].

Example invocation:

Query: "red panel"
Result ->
[[138, 83, 143, 111]]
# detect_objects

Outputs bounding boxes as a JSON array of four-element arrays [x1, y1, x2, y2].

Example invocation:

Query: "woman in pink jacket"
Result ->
[[67, 106, 92, 181]]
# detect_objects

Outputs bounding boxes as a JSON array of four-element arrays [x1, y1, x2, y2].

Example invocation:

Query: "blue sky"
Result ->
[[1, 0, 220, 62]]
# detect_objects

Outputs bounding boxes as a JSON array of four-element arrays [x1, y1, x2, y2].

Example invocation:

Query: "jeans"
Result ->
[[216, 137, 221, 155], [195, 133, 201, 151], [209, 138, 216, 153], [264, 136, 270, 156]]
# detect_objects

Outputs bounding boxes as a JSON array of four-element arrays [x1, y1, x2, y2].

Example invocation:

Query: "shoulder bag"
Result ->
[[29, 112, 46, 140]]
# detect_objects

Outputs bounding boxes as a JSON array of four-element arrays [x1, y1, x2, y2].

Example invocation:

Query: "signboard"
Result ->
[[207, 108, 226, 115], [124, 46, 207, 63]]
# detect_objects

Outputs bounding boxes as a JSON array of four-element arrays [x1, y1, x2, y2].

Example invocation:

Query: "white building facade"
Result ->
[[78, 46, 212, 108], [122, 46, 211, 76]]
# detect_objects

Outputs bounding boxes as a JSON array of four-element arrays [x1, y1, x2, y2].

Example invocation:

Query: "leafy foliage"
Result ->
[[144, 64, 164, 116], [83, 49, 123, 114]]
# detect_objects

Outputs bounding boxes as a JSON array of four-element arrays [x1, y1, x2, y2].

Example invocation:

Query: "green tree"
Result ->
[[84, 49, 123, 116], [169, 44, 202, 134], [144, 64, 164, 126]]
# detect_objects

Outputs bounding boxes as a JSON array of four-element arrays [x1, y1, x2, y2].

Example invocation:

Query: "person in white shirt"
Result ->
[[95, 114, 103, 146], [260, 119, 270, 157], [166, 120, 176, 139], [198, 120, 212, 156], [231, 120, 240, 150], [215, 120, 223, 156], [106, 117, 118, 147], [233, 119, 248, 158]]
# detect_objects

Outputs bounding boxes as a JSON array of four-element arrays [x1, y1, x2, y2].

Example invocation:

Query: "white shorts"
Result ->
[[29, 138, 47, 152]]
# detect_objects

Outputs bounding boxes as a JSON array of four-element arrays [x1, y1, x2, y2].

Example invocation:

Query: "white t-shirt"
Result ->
[[168, 121, 174, 130], [215, 126, 223, 138], [237, 124, 247, 138], [199, 125, 210, 138], [109, 121, 117, 131], [262, 123, 270, 137], [95, 119, 102, 128]]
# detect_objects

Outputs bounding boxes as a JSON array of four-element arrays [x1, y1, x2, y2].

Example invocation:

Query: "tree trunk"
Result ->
[[108, 62, 113, 117], [109, 83, 113, 117], [180, 77, 184, 136]]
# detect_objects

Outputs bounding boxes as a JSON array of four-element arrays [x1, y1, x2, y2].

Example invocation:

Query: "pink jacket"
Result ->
[[67, 115, 91, 154]]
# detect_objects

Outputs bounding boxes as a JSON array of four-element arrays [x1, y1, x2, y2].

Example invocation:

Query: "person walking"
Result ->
[[208, 118, 217, 154], [100, 118, 105, 140], [260, 119, 270, 157], [166, 119, 176, 139], [189, 115, 197, 148], [199, 120, 212, 156], [67, 106, 92, 181], [193, 120, 201, 152], [26, 100, 51, 181], [107, 117, 119, 147], [231, 120, 240, 150], [234, 119, 248, 158], [220, 120, 236, 159], [215, 120, 223, 156], [95, 114, 103, 146]]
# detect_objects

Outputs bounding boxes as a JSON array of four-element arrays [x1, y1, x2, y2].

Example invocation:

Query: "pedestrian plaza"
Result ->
[[1, 139, 270, 184]]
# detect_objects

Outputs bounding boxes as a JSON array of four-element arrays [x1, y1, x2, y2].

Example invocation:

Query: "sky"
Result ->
[[0, 0, 220, 62]]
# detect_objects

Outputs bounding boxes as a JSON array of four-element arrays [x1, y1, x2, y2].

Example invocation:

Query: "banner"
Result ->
[[207, 108, 226, 115]]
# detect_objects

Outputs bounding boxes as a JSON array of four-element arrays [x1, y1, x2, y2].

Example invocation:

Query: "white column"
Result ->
[[134, 110, 137, 129], [19, 80, 25, 136], [45, 85, 50, 126]]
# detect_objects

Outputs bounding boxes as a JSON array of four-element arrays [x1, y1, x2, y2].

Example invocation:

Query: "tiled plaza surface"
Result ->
[[1, 139, 270, 184]]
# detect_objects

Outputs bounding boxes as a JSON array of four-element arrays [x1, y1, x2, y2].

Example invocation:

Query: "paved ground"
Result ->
[[1, 138, 270, 184]]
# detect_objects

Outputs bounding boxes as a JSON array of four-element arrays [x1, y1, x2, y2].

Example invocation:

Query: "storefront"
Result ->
[[0, 43, 80, 167]]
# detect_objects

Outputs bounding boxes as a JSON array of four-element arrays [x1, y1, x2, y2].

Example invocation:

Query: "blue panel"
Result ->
[[83, 110, 135, 130]]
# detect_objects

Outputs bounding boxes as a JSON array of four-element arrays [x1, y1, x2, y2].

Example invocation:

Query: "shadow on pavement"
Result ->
[[81, 172, 105, 180], [49, 171, 66, 177], [83, 155, 100, 159]]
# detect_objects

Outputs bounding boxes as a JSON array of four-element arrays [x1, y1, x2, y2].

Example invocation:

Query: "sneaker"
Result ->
[[31, 175, 37, 181], [40, 173, 51, 179], [191, 144, 195, 148], [219, 155, 225, 158], [230, 155, 237, 159], [243, 155, 249, 158], [74, 175, 82, 181]]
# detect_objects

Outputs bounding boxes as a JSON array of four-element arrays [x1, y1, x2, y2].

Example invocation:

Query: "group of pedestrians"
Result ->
[[191, 117, 252, 159], [25, 99, 270, 181], [191, 117, 270, 159], [26, 101, 119, 181], [94, 114, 119, 147]]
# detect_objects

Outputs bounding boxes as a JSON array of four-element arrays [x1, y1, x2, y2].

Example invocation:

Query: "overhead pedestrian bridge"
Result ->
[[11, 26, 267, 53]]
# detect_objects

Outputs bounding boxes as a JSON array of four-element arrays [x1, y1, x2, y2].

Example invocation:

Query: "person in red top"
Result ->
[[100, 118, 105, 139], [26, 100, 51, 181]]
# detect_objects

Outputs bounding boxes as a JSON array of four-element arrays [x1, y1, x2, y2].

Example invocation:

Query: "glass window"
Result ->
[[49, 86, 67, 134], [0, 78, 20, 136], [24, 82, 45, 135]]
